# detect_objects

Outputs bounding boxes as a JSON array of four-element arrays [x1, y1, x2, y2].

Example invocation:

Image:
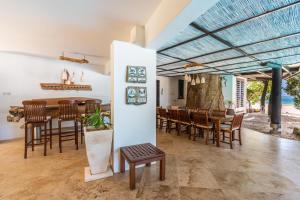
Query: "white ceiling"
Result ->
[[0, 0, 161, 65]]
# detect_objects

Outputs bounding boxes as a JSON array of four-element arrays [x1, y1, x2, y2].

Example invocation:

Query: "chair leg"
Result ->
[[50, 119, 52, 149], [159, 118, 163, 129], [81, 120, 84, 144], [160, 157, 165, 181], [129, 163, 136, 190], [212, 129, 215, 144], [193, 127, 196, 141], [31, 125, 34, 152], [75, 120, 79, 150], [222, 131, 225, 141], [205, 129, 209, 145], [44, 122, 47, 156], [59, 120, 62, 153], [24, 123, 28, 159], [168, 121, 171, 133], [229, 131, 233, 149], [177, 124, 181, 136], [239, 129, 242, 145]]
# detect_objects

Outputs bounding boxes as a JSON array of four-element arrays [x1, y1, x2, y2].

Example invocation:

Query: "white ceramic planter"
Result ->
[[84, 128, 113, 182]]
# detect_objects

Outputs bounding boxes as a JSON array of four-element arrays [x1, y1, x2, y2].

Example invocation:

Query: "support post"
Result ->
[[270, 66, 282, 132]]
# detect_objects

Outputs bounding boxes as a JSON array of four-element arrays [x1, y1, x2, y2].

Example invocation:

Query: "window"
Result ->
[[178, 80, 184, 99], [236, 78, 245, 108]]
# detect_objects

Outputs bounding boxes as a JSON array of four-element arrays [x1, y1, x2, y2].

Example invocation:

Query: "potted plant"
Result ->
[[82, 108, 113, 182], [225, 100, 235, 115]]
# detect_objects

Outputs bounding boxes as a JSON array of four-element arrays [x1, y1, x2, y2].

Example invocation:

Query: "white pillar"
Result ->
[[110, 41, 156, 172]]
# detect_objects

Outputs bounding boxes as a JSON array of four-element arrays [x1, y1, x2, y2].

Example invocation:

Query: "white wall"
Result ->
[[0, 52, 110, 140], [156, 76, 186, 107], [222, 75, 236, 104], [111, 41, 156, 173], [222, 75, 247, 112], [146, 0, 219, 49]]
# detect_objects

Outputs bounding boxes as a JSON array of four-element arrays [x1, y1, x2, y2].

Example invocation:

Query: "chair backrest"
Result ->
[[192, 111, 209, 126], [85, 99, 102, 115], [168, 109, 178, 120], [178, 110, 190, 123], [159, 108, 167, 118], [170, 105, 179, 110], [231, 114, 244, 130], [58, 100, 78, 120], [22, 100, 47, 123], [198, 109, 209, 113], [212, 110, 226, 117], [100, 104, 111, 112]]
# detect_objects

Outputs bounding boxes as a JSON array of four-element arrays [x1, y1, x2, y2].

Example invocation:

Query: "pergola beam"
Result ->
[[157, 30, 300, 67], [190, 23, 261, 64], [157, 43, 300, 74], [157, 1, 300, 53]]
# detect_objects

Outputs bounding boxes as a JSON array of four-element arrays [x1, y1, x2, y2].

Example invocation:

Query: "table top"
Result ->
[[210, 115, 233, 121]]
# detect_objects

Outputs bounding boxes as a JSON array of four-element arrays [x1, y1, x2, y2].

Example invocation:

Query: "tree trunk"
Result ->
[[186, 74, 225, 112], [260, 80, 269, 113]]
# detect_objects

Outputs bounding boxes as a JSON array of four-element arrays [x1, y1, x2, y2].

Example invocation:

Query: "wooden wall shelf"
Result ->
[[40, 83, 92, 91]]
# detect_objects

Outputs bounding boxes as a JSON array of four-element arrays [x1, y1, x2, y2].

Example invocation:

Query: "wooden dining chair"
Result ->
[[58, 100, 79, 153], [22, 100, 52, 158], [192, 111, 214, 144], [167, 109, 179, 133], [177, 110, 192, 137], [158, 108, 168, 132], [220, 114, 244, 149]]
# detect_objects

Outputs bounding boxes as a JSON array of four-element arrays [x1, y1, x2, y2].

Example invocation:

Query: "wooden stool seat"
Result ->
[[120, 143, 165, 190]]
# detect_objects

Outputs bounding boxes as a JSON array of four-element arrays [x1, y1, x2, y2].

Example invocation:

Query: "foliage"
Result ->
[[247, 81, 271, 106], [83, 108, 110, 129], [285, 75, 300, 108], [224, 100, 233, 108]]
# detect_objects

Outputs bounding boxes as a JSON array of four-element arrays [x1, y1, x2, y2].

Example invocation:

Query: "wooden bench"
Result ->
[[120, 143, 166, 190]]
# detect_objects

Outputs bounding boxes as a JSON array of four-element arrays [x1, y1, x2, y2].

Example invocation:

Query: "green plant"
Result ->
[[224, 100, 233, 108], [83, 108, 106, 129], [285, 75, 300, 109], [247, 80, 271, 109]]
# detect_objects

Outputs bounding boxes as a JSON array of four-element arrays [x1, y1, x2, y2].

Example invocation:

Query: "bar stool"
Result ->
[[22, 100, 52, 159], [58, 100, 79, 153], [85, 99, 102, 115]]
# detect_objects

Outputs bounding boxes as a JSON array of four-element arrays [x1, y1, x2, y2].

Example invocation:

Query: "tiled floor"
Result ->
[[1, 128, 300, 199]]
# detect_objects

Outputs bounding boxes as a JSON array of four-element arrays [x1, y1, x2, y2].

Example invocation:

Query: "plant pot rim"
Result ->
[[85, 127, 113, 132]]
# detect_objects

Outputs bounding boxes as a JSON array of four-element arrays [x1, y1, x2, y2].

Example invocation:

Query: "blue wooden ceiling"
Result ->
[[157, 0, 300, 77]]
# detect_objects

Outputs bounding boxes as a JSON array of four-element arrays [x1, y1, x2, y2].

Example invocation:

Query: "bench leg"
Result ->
[[129, 163, 135, 190], [160, 157, 165, 181], [120, 153, 125, 173]]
